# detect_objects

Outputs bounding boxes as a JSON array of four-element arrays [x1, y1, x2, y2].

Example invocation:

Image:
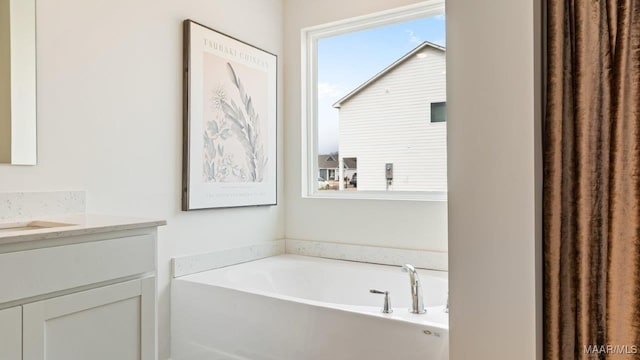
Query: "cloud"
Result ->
[[318, 82, 343, 99], [406, 30, 421, 45]]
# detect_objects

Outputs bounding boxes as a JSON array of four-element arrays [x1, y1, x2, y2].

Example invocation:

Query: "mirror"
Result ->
[[0, 0, 36, 165]]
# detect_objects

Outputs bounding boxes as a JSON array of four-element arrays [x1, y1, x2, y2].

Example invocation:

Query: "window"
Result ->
[[431, 102, 446, 123], [302, 0, 447, 201]]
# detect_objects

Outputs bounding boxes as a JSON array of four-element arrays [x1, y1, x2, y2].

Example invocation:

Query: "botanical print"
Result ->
[[202, 53, 268, 183], [184, 20, 276, 210]]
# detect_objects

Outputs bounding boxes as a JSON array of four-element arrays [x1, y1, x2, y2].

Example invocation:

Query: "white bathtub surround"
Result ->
[[285, 238, 448, 271], [0, 191, 86, 221], [172, 255, 448, 360], [171, 240, 285, 277], [171, 239, 446, 278]]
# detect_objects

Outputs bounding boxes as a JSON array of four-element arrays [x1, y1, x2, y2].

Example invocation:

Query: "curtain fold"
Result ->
[[544, 0, 640, 359]]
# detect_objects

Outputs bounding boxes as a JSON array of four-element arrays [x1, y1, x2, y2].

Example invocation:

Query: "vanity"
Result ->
[[0, 214, 165, 360]]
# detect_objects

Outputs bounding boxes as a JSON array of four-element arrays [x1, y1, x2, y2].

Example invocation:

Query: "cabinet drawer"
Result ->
[[0, 234, 155, 304]]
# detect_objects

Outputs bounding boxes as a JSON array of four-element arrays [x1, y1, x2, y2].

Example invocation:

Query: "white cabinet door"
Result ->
[[0, 306, 22, 360], [23, 277, 156, 360]]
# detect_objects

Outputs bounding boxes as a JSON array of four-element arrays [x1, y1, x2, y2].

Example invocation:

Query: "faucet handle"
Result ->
[[370, 289, 393, 314]]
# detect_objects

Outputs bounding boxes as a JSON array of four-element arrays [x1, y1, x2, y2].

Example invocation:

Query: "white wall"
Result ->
[[0, 0, 284, 358], [447, 0, 542, 358], [339, 46, 447, 192], [283, 0, 448, 252]]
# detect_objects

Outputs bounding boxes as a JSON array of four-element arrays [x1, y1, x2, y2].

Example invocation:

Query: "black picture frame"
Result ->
[[182, 20, 278, 210]]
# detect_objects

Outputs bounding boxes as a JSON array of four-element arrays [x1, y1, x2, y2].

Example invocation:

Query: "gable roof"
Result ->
[[332, 41, 445, 108], [343, 158, 357, 169], [318, 154, 338, 169], [318, 154, 357, 169]]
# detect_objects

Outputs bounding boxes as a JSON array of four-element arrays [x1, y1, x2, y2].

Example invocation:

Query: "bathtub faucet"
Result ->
[[402, 264, 426, 314]]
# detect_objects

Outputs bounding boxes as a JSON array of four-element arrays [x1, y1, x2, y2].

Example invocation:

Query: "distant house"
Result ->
[[333, 42, 447, 191], [318, 154, 339, 180], [318, 154, 357, 181]]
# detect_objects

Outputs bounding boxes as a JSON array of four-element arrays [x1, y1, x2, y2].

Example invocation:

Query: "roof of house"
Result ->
[[343, 158, 357, 169], [318, 154, 338, 169], [318, 154, 357, 169], [332, 41, 445, 109]]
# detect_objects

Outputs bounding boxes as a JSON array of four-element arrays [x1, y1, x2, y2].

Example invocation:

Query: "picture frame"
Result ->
[[182, 20, 277, 210]]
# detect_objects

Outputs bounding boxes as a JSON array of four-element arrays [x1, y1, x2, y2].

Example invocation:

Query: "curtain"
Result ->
[[544, 0, 640, 359]]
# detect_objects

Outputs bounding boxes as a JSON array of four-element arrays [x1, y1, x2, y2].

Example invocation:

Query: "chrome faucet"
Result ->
[[402, 264, 426, 314]]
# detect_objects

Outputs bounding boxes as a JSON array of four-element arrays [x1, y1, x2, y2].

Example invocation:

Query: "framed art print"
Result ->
[[182, 20, 277, 210]]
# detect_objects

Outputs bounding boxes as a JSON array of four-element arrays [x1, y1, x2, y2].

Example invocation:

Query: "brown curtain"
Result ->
[[544, 0, 640, 359]]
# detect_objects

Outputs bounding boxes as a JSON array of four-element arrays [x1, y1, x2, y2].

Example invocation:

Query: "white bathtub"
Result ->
[[171, 254, 449, 360]]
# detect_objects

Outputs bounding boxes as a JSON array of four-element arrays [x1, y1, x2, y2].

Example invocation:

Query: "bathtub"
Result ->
[[171, 254, 449, 360]]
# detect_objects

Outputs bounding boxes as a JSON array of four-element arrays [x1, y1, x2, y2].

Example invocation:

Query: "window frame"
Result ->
[[301, 0, 447, 201]]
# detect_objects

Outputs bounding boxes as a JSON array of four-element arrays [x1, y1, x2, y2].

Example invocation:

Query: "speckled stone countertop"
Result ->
[[0, 214, 166, 246]]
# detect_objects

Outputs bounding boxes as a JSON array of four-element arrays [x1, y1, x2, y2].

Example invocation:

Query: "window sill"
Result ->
[[302, 190, 447, 202]]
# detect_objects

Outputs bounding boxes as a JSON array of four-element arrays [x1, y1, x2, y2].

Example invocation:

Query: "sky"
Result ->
[[317, 15, 446, 154]]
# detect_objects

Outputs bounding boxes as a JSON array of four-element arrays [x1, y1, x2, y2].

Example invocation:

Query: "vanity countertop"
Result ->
[[0, 214, 166, 246]]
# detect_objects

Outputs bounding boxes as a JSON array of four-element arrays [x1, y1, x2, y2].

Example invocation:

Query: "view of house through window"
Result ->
[[316, 13, 447, 193]]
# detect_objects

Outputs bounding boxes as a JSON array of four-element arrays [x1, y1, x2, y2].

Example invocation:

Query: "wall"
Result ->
[[0, 0, 284, 358], [283, 0, 448, 253], [284, 0, 541, 359], [339, 45, 447, 192], [447, 0, 542, 358]]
